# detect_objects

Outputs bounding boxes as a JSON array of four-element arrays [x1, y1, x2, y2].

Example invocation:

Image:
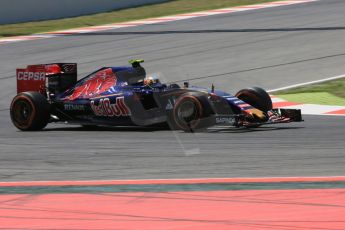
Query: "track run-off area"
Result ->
[[0, 0, 344, 229], [0, 177, 345, 230]]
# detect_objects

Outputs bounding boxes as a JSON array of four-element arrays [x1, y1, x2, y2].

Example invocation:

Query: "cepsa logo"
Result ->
[[17, 72, 45, 81], [91, 97, 131, 117]]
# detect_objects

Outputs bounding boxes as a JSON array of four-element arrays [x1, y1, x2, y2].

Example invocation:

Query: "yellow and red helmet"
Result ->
[[143, 76, 160, 86]]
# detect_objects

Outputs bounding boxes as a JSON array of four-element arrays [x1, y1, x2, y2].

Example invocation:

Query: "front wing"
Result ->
[[213, 108, 303, 127]]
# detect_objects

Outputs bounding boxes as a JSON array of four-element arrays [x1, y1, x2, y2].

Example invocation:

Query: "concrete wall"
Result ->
[[0, 0, 169, 25]]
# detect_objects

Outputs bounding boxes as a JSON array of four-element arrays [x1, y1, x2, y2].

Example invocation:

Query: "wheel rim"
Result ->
[[177, 100, 199, 124], [12, 99, 33, 128]]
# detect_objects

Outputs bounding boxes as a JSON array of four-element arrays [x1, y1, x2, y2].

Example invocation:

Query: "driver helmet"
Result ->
[[144, 76, 160, 86]]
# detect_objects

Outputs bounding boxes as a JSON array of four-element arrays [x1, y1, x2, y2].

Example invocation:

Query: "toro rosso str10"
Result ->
[[10, 60, 302, 132]]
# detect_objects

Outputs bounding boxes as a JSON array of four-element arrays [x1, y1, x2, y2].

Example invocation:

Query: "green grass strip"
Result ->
[[275, 78, 345, 106], [1, 182, 345, 194], [0, 0, 278, 38], [277, 92, 345, 106]]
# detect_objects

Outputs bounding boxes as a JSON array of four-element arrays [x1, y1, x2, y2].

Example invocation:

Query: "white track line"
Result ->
[[268, 74, 345, 92]]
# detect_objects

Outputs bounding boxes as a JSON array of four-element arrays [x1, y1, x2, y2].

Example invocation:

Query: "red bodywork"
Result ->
[[16, 64, 65, 94], [16, 65, 46, 94], [64, 68, 117, 101], [16, 63, 78, 97]]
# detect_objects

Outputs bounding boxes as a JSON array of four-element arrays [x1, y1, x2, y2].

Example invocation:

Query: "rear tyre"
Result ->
[[235, 87, 272, 112], [172, 92, 214, 132], [10, 92, 50, 131]]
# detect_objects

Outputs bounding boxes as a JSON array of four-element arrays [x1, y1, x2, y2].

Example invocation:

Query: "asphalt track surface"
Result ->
[[0, 0, 344, 181]]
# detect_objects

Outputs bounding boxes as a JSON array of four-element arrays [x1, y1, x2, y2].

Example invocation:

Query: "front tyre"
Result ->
[[235, 87, 272, 112], [235, 87, 272, 127], [172, 93, 214, 132], [10, 92, 50, 131]]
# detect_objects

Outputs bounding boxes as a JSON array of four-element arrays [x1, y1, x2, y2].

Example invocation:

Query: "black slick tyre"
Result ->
[[235, 87, 272, 112], [172, 92, 214, 132], [10, 92, 50, 131]]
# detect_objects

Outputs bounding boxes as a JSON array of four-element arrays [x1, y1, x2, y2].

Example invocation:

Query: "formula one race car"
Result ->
[[10, 60, 302, 132]]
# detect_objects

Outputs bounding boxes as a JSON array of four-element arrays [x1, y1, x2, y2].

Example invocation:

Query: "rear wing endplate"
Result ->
[[16, 63, 77, 94]]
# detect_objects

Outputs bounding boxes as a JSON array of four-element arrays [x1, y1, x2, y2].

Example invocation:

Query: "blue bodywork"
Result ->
[[51, 64, 256, 127], [11, 61, 302, 131]]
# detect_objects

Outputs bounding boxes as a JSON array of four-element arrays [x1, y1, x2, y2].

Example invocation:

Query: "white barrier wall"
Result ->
[[0, 0, 169, 24]]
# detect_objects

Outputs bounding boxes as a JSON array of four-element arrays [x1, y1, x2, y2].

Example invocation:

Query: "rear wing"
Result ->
[[16, 63, 77, 95]]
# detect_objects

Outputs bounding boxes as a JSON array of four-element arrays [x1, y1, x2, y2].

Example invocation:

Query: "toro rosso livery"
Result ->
[[10, 60, 302, 132]]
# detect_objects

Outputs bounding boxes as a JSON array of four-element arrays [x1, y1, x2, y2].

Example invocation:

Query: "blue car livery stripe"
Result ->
[[223, 96, 255, 111]]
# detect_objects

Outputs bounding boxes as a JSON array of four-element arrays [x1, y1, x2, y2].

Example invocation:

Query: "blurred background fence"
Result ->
[[0, 0, 169, 24]]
